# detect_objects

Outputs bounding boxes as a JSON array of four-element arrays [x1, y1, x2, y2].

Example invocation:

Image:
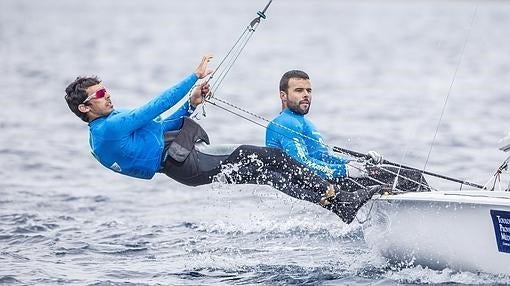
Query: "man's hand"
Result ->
[[195, 54, 213, 79], [367, 150, 383, 164], [190, 82, 210, 107]]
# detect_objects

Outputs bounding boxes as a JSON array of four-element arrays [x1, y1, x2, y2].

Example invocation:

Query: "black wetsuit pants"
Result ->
[[161, 145, 329, 205]]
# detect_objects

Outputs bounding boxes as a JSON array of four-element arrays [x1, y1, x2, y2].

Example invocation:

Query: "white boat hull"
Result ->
[[362, 190, 510, 275]]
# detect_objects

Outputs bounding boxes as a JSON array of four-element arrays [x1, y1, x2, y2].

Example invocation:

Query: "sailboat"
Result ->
[[361, 133, 510, 275]]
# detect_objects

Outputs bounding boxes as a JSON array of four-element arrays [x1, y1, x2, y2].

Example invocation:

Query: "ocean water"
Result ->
[[1, 0, 510, 285]]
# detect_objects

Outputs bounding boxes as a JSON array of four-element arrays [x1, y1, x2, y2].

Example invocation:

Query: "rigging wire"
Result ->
[[191, 0, 272, 119], [422, 5, 479, 173], [482, 155, 510, 191], [206, 1, 272, 98]]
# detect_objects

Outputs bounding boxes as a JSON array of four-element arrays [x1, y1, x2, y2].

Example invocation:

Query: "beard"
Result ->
[[288, 101, 310, 115]]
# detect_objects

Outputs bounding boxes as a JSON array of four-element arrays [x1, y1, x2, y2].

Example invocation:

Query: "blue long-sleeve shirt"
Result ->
[[88, 73, 198, 179], [265, 108, 350, 179]]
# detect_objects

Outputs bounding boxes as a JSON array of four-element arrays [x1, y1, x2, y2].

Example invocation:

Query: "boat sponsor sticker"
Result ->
[[490, 209, 510, 253]]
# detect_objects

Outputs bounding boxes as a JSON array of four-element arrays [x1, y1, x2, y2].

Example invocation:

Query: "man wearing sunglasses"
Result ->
[[64, 55, 382, 224]]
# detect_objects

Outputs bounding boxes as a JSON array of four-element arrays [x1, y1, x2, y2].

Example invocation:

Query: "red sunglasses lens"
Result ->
[[96, 88, 107, 99]]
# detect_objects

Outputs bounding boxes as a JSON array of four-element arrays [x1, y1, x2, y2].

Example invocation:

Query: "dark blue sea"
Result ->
[[1, 0, 510, 285]]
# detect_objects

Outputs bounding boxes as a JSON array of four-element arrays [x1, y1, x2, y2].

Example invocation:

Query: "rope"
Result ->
[[206, 1, 271, 98], [192, 0, 273, 119]]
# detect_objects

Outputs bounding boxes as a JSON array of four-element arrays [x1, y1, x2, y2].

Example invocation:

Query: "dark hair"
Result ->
[[64, 76, 101, 122], [279, 70, 309, 92]]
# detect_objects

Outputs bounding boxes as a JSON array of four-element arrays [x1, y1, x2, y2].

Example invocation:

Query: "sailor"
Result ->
[[64, 55, 381, 224], [266, 70, 428, 192]]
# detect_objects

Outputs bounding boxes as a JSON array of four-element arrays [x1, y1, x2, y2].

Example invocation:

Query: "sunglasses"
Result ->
[[83, 88, 107, 104]]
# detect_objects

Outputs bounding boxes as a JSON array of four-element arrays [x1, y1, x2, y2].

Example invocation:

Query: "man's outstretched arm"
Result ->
[[109, 55, 213, 135]]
